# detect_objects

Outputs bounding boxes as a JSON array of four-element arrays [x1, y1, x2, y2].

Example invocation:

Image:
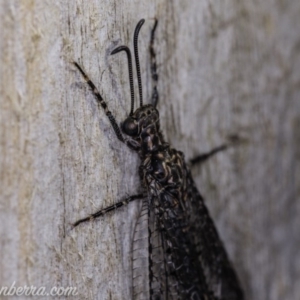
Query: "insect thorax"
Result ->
[[143, 148, 186, 201], [121, 104, 188, 205]]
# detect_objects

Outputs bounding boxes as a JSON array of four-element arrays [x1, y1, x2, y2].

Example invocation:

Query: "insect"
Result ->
[[73, 19, 244, 300]]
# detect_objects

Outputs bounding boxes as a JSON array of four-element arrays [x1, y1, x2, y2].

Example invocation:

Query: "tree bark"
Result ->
[[0, 0, 299, 299]]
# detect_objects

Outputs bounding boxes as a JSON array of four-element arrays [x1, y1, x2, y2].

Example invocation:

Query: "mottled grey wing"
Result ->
[[132, 196, 171, 300], [150, 191, 215, 300], [185, 168, 244, 300], [132, 198, 150, 300], [132, 170, 243, 300], [132, 195, 179, 300], [146, 166, 243, 299]]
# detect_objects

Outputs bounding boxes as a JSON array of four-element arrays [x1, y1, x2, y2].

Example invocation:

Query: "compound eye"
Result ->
[[122, 117, 138, 136], [153, 159, 166, 181]]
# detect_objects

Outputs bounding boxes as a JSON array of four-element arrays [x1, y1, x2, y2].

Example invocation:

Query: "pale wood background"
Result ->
[[0, 0, 299, 299]]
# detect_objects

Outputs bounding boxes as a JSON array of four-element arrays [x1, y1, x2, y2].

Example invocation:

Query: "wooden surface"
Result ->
[[0, 0, 299, 299]]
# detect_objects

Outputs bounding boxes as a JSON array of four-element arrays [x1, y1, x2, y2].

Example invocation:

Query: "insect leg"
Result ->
[[73, 62, 125, 143], [189, 144, 228, 166], [149, 19, 159, 107], [73, 193, 145, 227]]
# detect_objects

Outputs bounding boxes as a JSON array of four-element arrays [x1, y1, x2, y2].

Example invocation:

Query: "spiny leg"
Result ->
[[73, 62, 125, 143], [149, 19, 159, 107], [189, 144, 228, 166], [73, 193, 145, 227], [189, 135, 245, 166]]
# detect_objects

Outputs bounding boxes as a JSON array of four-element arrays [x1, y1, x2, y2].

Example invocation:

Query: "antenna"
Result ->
[[133, 19, 145, 107], [111, 46, 135, 115]]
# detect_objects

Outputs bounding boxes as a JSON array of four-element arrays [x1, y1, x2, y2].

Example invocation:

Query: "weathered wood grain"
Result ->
[[0, 0, 299, 299]]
